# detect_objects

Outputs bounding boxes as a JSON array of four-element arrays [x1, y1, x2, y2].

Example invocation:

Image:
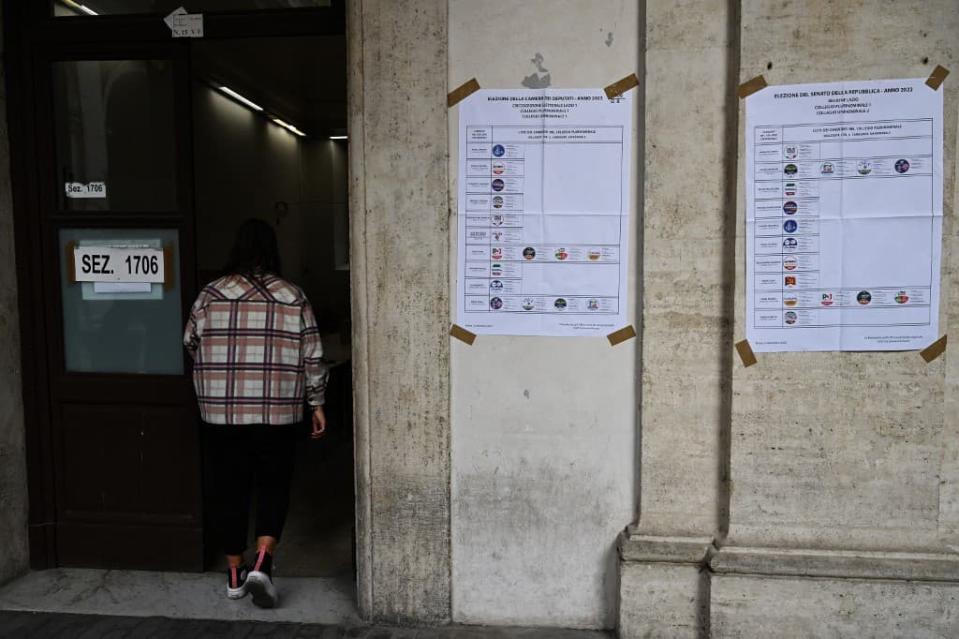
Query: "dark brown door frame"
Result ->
[[3, 0, 346, 570]]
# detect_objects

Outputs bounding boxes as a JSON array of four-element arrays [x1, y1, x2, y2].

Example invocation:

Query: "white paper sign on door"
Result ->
[[74, 246, 165, 283], [64, 181, 107, 199], [164, 7, 204, 38], [745, 77, 943, 352]]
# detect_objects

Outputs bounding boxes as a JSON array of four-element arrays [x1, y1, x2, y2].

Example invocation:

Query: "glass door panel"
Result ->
[[58, 227, 184, 374], [52, 59, 178, 211]]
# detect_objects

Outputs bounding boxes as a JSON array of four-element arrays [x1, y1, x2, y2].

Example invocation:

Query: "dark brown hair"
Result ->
[[225, 218, 282, 277]]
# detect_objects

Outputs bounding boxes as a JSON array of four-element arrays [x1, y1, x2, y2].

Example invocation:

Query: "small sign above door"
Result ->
[[164, 7, 204, 38], [73, 246, 166, 283], [64, 181, 107, 199]]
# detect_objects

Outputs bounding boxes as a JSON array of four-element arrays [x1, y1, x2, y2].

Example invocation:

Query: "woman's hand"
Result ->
[[311, 406, 327, 439]]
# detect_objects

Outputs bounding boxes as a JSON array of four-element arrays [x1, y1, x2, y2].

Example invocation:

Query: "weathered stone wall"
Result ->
[[620, 0, 959, 636], [714, 1, 959, 633], [348, 0, 451, 624], [0, 1, 29, 588], [729, 0, 959, 554]]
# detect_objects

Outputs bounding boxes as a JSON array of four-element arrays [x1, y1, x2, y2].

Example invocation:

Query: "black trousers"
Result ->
[[203, 424, 301, 556]]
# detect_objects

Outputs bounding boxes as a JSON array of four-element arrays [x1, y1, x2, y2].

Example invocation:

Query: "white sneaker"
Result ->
[[226, 564, 250, 600], [246, 549, 277, 608]]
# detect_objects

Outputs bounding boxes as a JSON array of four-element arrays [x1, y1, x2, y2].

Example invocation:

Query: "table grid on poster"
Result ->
[[751, 117, 934, 329], [463, 124, 625, 316]]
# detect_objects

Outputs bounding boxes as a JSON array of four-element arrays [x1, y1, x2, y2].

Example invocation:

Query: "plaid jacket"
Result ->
[[183, 273, 328, 425]]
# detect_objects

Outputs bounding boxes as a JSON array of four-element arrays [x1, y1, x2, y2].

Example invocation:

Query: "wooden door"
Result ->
[[35, 41, 202, 570]]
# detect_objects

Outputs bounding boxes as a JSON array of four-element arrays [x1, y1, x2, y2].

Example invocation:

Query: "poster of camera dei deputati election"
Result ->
[[745, 78, 943, 352], [456, 89, 632, 337]]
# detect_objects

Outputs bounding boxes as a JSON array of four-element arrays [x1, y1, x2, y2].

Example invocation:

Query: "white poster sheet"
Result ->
[[745, 78, 943, 351], [456, 89, 632, 336]]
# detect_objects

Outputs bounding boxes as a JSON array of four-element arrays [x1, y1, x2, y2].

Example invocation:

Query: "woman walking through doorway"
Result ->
[[184, 218, 328, 608]]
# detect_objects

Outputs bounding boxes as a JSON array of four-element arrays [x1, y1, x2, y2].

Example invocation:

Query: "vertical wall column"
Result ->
[[348, 0, 451, 624], [618, 0, 738, 637], [0, 2, 29, 588]]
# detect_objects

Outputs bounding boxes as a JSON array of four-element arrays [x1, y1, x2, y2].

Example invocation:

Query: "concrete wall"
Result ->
[[448, 1, 640, 629], [0, 2, 29, 587]]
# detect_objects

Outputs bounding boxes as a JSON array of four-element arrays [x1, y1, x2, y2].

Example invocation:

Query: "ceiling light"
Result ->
[[271, 118, 306, 137], [61, 0, 99, 15], [217, 86, 264, 112], [329, 135, 348, 140]]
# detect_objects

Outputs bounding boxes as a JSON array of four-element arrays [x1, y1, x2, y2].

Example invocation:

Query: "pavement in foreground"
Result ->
[[0, 611, 613, 639]]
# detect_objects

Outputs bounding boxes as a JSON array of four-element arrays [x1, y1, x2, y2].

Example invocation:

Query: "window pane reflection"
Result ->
[[53, 59, 178, 211]]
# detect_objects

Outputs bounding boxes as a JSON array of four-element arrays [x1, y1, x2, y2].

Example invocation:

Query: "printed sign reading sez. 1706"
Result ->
[[73, 247, 165, 283]]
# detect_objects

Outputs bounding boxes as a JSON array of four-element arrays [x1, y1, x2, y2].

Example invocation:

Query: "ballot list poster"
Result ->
[[456, 89, 632, 336], [746, 78, 943, 351]]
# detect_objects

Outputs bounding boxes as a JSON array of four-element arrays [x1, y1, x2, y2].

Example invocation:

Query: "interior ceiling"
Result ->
[[192, 36, 347, 137]]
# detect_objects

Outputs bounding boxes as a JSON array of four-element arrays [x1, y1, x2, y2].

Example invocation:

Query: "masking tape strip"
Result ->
[[65, 240, 77, 284], [735, 339, 758, 367], [926, 65, 950, 90], [447, 78, 481, 108], [920, 335, 947, 363], [450, 324, 477, 346], [737, 75, 768, 99], [607, 324, 636, 346], [163, 244, 176, 291], [604, 73, 640, 100]]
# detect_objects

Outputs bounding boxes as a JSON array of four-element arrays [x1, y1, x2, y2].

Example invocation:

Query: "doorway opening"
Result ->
[[4, 0, 356, 610], [190, 34, 353, 582]]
